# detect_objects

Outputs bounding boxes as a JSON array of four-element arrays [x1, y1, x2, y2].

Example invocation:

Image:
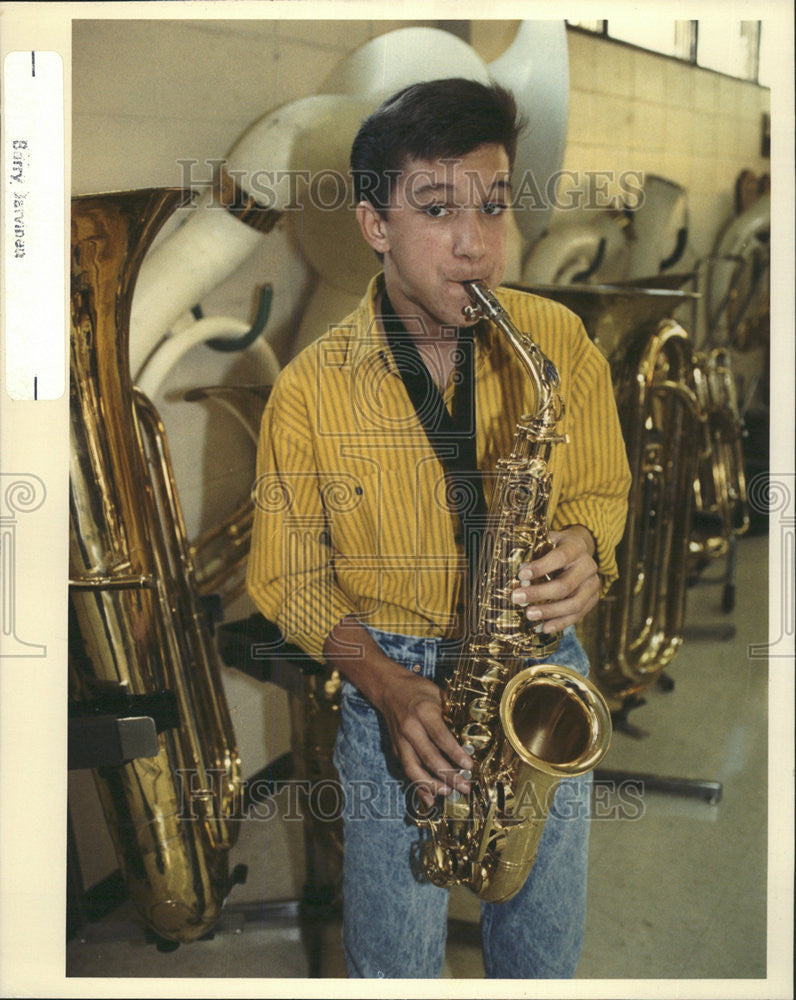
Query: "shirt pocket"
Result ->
[[319, 457, 402, 558]]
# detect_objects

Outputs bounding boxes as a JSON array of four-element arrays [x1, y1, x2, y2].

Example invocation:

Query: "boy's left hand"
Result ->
[[510, 524, 600, 634]]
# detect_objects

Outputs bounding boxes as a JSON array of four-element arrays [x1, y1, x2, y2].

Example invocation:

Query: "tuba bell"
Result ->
[[69, 189, 242, 944]]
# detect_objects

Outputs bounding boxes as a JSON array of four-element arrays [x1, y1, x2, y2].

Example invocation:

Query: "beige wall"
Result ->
[[565, 27, 770, 259], [73, 19, 771, 254], [68, 17, 772, 889], [73, 19, 441, 194]]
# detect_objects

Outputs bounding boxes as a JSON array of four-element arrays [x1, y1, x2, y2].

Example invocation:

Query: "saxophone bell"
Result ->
[[500, 664, 611, 778]]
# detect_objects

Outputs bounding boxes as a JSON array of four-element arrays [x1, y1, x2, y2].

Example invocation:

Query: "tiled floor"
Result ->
[[64, 531, 790, 993]]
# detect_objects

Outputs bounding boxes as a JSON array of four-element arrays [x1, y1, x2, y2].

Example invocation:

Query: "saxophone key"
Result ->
[[460, 722, 492, 752], [468, 696, 497, 723], [493, 608, 527, 634], [474, 661, 508, 692]]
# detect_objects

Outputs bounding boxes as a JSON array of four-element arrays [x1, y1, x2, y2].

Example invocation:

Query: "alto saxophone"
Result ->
[[416, 280, 612, 903]]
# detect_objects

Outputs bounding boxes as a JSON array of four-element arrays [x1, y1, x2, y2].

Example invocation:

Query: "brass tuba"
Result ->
[[594, 313, 703, 704], [521, 283, 704, 709], [415, 280, 612, 903], [690, 347, 750, 598], [68, 189, 242, 944]]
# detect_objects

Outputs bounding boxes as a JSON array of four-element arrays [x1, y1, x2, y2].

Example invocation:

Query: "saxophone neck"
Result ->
[[463, 280, 561, 427]]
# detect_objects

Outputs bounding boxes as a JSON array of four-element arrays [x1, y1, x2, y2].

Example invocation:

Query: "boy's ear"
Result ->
[[356, 200, 390, 255]]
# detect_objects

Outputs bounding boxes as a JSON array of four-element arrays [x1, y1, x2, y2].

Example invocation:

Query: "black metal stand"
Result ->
[[67, 627, 338, 967], [67, 690, 179, 770], [593, 669, 724, 805], [593, 765, 722, 804], [215, 614, 343, 975], [67, 697, 181, 949]]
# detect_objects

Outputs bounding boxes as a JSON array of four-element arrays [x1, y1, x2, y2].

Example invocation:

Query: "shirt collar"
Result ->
[[344, 271, 498, 374]]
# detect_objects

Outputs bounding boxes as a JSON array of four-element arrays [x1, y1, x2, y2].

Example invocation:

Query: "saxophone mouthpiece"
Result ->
[[463, 279, 504, 326], [462, 280, 484, 322]]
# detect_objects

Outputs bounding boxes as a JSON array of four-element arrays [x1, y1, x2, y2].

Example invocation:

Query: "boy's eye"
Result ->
[[422, 202, 507, 218]]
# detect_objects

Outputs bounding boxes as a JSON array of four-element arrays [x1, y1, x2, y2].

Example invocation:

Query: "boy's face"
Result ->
[[357, 143, 511, 336]]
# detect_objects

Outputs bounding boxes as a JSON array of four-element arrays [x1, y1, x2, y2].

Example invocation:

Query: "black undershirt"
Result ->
[[380, 289, 488, 601]]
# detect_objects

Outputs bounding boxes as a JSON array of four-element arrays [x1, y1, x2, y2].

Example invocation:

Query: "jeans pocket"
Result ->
[[340, 677, 376, 716]]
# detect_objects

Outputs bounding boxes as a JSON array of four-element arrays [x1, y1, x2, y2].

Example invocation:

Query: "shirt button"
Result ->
[[411, 663, 422, 673]]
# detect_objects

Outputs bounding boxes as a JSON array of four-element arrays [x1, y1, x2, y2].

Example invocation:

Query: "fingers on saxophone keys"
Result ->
[[417, 773, 470, 808], [450, 741, 474, 794], [448, 764, 472, 797], [441, 759, 472, 797], [418, 751, 471, 797], [510, 586, 546, 632]]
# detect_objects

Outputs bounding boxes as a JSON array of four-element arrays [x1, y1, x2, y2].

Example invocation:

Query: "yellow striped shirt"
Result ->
[[247, 273, 631, 662]]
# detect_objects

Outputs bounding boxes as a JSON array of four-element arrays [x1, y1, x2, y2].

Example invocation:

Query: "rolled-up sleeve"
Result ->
[[551, 331, 631, 593], [246, 378, 358, 663]]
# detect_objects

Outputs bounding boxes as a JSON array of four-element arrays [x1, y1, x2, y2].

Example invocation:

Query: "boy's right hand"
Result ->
[[323, 617, 472, 808]]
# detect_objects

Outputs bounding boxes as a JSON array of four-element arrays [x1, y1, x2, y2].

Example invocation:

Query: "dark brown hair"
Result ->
[[350, 77, 523, 218]]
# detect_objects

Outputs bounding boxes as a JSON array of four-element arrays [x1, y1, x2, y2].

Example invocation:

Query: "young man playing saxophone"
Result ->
[[247, 77, 631, 978]]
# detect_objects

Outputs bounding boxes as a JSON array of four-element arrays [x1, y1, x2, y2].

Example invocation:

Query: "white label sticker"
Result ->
[[3, 51, 65, 401]]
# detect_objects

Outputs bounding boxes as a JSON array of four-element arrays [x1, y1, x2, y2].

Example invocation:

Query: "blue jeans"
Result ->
[[332, 624, 594, 979]]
